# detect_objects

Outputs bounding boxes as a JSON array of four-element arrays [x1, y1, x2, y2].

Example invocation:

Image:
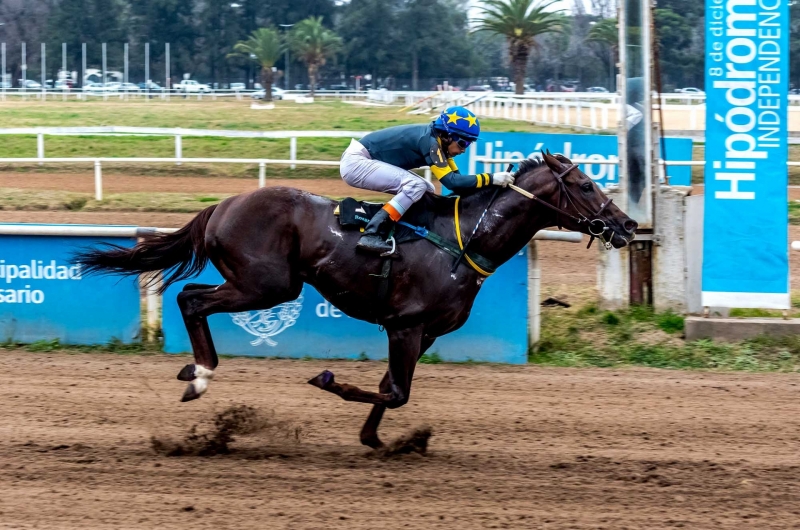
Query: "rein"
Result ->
[[508, 163, 614, 250]]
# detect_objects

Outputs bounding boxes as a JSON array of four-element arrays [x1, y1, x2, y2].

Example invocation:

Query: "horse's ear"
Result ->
[[542, 150, 564, 172]]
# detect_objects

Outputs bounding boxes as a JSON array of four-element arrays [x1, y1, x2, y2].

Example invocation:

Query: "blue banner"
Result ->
[[455, 132, 694, 187], [162, 250, 529, 364], [0, 227, 141, 343], [702, 0, 789, 308]]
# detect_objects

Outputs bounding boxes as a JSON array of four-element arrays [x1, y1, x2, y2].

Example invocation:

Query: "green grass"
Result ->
[[533, 304, 800, 372], [419, 351, 444, 364], [3, 338, 158, 355], [0, 188, 387, 212], [0, 99, 574, 179]]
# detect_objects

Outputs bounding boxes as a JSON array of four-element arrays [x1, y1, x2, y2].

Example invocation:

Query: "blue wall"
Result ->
[[455, 132, 694, 186], [162, 249, 529, 364], [0, 228, 141, 344]]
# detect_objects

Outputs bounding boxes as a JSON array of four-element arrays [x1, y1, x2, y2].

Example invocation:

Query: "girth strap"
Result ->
[[396, 220, 498, 276]]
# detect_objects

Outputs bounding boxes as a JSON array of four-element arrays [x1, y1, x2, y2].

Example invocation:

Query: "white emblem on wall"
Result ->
[[230, 291, 304, 347]]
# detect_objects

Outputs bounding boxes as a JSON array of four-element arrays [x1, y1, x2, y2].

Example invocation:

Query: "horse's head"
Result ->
[[518, 151, 638, 249]]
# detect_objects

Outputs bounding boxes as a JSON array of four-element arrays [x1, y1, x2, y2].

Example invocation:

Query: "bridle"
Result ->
[[519, 162, 617, 250]]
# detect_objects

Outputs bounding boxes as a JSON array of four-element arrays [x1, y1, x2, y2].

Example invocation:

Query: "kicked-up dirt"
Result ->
[[1, 351, 800, 529]]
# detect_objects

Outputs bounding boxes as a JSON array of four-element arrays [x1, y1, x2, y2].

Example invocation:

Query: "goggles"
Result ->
[[449, 134, 473, 149]]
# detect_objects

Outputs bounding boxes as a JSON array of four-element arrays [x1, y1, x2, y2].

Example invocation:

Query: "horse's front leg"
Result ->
[[359, 335, 436, 449], [308, 325, 423, 409]]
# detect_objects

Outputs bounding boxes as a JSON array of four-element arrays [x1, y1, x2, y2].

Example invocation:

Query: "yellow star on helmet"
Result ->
[[445, 111, 462, 124], [464, 113, 478, 128]]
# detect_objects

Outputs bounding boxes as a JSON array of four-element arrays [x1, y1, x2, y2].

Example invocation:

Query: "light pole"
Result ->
[[279, 24, 293, 90]]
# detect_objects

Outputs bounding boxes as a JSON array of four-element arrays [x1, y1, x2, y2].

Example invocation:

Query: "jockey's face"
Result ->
[[445, 138, 467, 157]]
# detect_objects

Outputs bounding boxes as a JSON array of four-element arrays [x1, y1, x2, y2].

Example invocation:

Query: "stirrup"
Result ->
[[380, 236, 396, 257]]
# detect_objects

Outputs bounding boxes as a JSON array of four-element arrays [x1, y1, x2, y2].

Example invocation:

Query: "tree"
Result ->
[[228, 28, 283, 101], [289, 16, 341, 95], [45, 0, 127, 80], [338, 0, 404, 85], [128, 0, 197, 84], [473, 0, 566, 94], [586, 17, 617, 90], [397, 0, 479, 90]]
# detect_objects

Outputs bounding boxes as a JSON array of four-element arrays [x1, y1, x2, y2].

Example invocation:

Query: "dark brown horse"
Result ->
[[75, 152, 636, 449]]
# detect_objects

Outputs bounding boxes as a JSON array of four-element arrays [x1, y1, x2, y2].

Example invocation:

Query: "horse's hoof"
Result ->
[[308, 370, 335, 389], [177, 364, 196, 381], [180, 382, 201, 402], [360, 435, 385, 450]]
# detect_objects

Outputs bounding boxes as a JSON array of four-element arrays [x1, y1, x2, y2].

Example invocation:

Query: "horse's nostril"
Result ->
[[624, 220, 638, 234]]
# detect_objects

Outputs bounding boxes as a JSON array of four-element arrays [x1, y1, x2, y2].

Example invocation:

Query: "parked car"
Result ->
[[118, 82, 141, 92], [251, 86, 285, 100], [328, 83, 350, 91], [54, 79, 75, 90], [465, 85, 492, 91], [18, 80, 42, 90], [137, 81, 162, 90], [176, 80, 212, 93], [83, 82, 118, 94], [230, 82, 246, 91], [586, 86, 609, 93], [674, 87, 704, 94]]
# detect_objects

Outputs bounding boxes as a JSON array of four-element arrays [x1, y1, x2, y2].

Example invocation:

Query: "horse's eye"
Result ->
[[581, 182, 593, 192]]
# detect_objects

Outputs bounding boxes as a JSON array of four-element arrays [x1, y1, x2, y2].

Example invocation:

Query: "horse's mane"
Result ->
[[512, 157, 546, 178]]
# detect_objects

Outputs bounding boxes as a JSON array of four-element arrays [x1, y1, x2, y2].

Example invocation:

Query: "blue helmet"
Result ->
[[433, 106, 481, 141]]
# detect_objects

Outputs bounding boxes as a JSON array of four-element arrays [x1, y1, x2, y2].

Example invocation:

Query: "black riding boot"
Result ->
[[357, 209, 395, 254]]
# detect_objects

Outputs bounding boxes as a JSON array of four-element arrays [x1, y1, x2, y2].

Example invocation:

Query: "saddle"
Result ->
[[334, 197, 428, 244], [334, 196, 499, 277]]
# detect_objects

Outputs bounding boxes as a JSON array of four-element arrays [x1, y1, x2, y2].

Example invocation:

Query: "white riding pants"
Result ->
[[340, 139, 434, 215]]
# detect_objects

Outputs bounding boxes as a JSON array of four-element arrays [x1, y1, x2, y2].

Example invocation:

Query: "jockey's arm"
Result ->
[[429, 157, 493, 191]]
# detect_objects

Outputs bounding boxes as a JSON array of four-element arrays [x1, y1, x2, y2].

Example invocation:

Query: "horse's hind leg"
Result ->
[[176, 281, 298, 401], [359, 335, 435, 449]]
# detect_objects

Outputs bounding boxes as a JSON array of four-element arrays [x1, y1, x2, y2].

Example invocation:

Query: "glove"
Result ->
[[491, 172, 515, 188]]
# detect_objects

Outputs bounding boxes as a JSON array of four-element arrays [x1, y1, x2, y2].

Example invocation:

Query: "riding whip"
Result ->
[[451, 164, 514, 274]]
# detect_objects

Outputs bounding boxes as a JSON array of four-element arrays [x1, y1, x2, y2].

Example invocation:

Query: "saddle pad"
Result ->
[[334, 197, 425, 244]]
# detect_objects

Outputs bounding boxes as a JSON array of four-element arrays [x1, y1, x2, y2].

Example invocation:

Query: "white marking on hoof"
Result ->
[[192, 365, 214, 396], [193, 365, 215, 380], [193, 376, 209, 396]]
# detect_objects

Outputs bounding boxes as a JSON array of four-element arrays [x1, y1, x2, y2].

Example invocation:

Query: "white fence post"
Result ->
[[94, 160, 103, 201], [601, 105, 609, 129], [175, 133, 182, 165], [528, 239, 540, 348], [290, 136, 297, 170], [37, 133, 44, 165], [424, 168, 432, 183], [258, 161, 266, 188]]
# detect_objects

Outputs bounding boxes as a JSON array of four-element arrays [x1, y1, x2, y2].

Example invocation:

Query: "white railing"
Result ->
[[0, 127, 368, 171], [0, 87, 369, 102]]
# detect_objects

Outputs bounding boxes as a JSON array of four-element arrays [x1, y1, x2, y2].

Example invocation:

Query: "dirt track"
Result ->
[[1, 351, 800, 529]]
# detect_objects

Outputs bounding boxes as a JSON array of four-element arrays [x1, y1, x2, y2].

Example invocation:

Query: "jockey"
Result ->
[[340, 106, 515, 254]]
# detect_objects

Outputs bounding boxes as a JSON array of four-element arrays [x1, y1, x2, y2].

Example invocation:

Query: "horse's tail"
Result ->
[[73, 204, 218, 293]]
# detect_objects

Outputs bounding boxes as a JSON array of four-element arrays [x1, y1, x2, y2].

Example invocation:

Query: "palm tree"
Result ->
[[289, 17, 342, 96], [587, 18, 618, 90], [473, 0, 565, 95], [228, 28, 283, 102]]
